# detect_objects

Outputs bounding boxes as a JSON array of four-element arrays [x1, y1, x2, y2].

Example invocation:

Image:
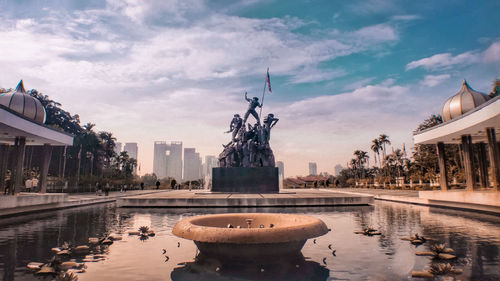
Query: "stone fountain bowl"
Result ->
[[172, 213, 329, 259]]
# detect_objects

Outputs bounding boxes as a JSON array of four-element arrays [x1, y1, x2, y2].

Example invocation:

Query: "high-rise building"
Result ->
[[153, 141, 183, 181], [124, 142, 138, 175], [334, 164, 344, 176], [167, 141, 183, 181], [184, 148, 202, 181], [204, 155, 218, 178], [114, 142, 122, 155], [309, 162, 317, 175], [124, 143, 138, 159], [153, 141, 168, 179], [277, 161, 284, 188]]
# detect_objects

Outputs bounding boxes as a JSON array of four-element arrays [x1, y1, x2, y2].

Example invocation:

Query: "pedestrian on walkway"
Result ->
[[140, 182, 145, 190], [4, 179, 11, 195], [155, 181, 160, 190]]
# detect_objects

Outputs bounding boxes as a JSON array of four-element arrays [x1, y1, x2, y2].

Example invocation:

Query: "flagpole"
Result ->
[[259, 67, 268, 118]]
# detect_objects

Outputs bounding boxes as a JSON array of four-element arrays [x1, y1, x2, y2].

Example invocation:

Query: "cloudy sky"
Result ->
[[0, 0, 499, 177]]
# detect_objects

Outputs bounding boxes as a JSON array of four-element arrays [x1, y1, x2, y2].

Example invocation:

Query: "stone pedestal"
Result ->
[[212, 167, 279, 193]]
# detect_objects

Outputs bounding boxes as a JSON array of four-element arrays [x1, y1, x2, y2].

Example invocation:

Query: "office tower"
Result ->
[[153, 141, 183, 181], [184, 148, 202, 181], [153, 141, 168, 179], [277, 161, 284, 188], [124, 143, 138, 159], [124, 142, 138, 175], [309, 162, 317, 176], [114, 142, 122, 155], [204, 155, 218, 178], [167, 141, 183, 181]]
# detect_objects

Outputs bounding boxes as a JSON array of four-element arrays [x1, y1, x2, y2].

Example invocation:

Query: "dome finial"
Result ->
[[15, 80, 26, 93]]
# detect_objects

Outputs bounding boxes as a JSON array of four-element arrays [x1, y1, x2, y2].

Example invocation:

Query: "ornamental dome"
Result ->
[[0, 80, 46, 123], [442, 80, 490, 122]]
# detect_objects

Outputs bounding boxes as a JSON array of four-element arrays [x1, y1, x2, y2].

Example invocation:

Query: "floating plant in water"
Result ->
[[412, 262, 463, 278], [133, 226, 156, 241], [55, 271, 79, 281], [429, 263, 462, 275], [139, 226, 150, 234], [27, 233, 114, 278], [415, 243, 456, 260], [354, 227, 381, 236], [400, 233, 428, 245]]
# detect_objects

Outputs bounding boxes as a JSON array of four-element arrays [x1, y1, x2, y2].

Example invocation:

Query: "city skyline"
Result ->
[[0, 0, 498, 177]]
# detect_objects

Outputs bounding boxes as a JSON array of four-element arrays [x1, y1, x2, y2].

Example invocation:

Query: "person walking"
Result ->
[[140, 182, 145, 190], [155, 181, 160, 190], [4, 179, 11, 195]]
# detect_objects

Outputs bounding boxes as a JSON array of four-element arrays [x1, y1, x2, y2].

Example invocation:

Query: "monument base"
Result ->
[[212, 167, 279, 193]]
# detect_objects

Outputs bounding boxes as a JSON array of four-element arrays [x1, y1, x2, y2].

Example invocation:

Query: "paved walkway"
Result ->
[[327, 188, 419, 197], [66, 189, 171, 201], [117, 188, 374, 208]]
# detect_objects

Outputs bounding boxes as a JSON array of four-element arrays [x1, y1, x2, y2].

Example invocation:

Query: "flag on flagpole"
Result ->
[[266, 69, 272, 93]]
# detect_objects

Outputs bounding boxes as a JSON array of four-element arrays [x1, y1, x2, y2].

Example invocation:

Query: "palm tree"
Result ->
[[393, 149, 404, 182], [354, 150, 369, 179], [378, 134, 391, 165], [349, 158, 358, 180], [98, 131, 117, 168], [371, 139, 381, 168]]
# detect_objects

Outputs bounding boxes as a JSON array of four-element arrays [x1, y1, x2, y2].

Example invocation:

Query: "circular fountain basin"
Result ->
[[172, 213, 329, 259]]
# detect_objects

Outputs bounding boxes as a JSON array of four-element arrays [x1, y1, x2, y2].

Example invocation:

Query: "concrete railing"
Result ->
[[0, 193, 67, 209]]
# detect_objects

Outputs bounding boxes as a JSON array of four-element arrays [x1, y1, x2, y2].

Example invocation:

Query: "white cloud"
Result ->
[[420, 74, 450, 87], [290, 67, 347, 84], [390, 15, 420, 21], [406, 52, 480, 71], [342, 77, 375, 91], [406, 41, 500, 71], [484, 41, 500, 62], [379, 78, 396, 87], [353, 24, 398, 42]]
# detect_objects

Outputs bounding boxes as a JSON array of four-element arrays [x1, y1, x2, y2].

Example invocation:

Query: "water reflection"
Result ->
[[171, 253, 329, 281], [0, 202, 499, 280]]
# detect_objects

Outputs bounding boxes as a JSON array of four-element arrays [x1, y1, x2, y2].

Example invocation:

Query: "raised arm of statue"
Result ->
[[270, 118, 279, 128], [245, 92, 251, 102]]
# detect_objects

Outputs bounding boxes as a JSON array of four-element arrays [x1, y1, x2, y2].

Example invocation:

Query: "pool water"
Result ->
[[0, 201, 499, 280]]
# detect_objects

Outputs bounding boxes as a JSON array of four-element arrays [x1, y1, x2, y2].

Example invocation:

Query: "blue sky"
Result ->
[[0, 0, 499, 176]]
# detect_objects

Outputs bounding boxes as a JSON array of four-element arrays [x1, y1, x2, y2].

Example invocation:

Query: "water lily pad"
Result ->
[[36, 266, 56, 275], [27, 262, 44, 270], [437, 253, 456, 260], [415, 251, 435, 256], [411, 271, 434, 278]]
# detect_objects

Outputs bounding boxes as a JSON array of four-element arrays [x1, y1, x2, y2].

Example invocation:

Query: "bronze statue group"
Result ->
[[218, 92, 278, 168]]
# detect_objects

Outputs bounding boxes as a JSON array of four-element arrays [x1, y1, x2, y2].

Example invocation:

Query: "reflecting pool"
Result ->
[[1, 201, 500, 280]]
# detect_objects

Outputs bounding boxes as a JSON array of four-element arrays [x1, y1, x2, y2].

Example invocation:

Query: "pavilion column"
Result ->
[[486, 128, 500, 191], [12, 136, 26, 194], [39, 144, 53, 193], [462, 135, 476, 191], [436, 142, 448, 191], [0, 144, 10, 193], [477, 142, 488, 188]]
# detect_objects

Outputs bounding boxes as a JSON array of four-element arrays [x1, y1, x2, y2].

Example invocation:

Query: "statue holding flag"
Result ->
[[218, 68, 277, 168]]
